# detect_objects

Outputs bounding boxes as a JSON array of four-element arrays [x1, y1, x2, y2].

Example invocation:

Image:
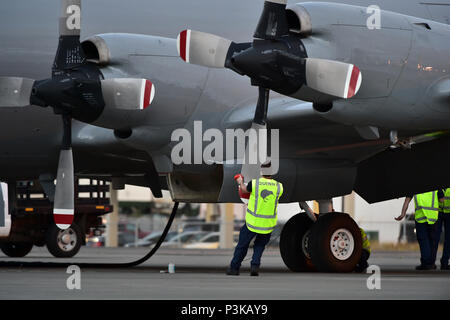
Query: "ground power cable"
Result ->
[[0, 202, 180, 268]]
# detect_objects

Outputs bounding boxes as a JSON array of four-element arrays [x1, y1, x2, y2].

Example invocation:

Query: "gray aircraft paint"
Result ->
[[1, 0, 450, 204]]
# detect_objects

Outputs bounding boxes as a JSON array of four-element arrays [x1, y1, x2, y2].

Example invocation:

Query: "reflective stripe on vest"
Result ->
[[246, 222, 275, 233], [414, 191, 439, 225], [246, 178, 283, 234]]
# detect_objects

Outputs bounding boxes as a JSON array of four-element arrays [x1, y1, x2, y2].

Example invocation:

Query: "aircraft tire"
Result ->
[[308, 212, 362, 273], [46, 223, 83, 258], [279, 213, 316, 272], [0, 242, 33, 257]]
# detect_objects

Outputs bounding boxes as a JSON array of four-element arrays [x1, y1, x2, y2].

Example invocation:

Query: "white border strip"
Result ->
[[185, 30, 191, 63], [53, 208, 74, 215], [139, 79, 146, 110], [343, 64, 354, 99], [149, 82, 155, 105]]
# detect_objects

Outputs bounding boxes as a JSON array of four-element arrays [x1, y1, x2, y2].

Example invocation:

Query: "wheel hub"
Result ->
[[61, 234, 71, 244], [330, 228, 354, 261], [57, 228, 77, 252]]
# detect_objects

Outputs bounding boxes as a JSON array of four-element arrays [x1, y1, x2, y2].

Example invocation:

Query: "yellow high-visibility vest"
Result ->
[[442, 188, 450, 214], [246, 178, 283, 234], [414, 191, 439, 225]]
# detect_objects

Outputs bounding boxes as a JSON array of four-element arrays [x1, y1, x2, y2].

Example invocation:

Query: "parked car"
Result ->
[[119, 222, 150, 239], [86, 235, 105, 247], [182, 222, 220, 233], [124, 231, 179, 247], [184, 232, 239, 249], [160, 231, 209, 248]]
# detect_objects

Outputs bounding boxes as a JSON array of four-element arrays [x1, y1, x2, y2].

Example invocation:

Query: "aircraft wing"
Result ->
[[220, 96, 450, 204], [224, 96, 390, 163]]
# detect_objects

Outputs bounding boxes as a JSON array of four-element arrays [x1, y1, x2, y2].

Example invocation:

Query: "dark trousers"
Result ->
[[415, 221, 437, 266], [356, 249, 370, 271], [230, 224, 271, 271], [433, 212, 450, 266]]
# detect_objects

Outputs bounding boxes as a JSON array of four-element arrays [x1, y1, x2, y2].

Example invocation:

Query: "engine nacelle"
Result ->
[[285, 4, 312, 37], [95, 78, 155, 130], [287, 2, 450, 130], [286, 2, 412, 102], [78, 34, 173, 130], [82, 33, 177, 67]]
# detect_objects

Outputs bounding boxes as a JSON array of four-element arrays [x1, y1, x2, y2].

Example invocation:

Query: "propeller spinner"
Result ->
[[177, 0, 362, 100], [176, 0, 362, 185]]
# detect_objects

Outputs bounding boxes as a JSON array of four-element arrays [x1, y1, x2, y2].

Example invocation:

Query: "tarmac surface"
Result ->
[[0, 246, 449, 300]]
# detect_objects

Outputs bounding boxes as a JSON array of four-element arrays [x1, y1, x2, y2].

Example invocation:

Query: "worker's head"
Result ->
[[260, 159, 273, 177]]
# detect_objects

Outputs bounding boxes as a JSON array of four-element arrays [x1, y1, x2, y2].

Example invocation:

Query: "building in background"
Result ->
[[109, 185, 413, 246]]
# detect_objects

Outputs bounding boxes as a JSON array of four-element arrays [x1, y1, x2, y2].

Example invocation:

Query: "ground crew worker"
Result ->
[[227, 161, 283, 276], [395, 190, 443, 270], [433, 188, 450, 270], [355, 228, 371, 272]]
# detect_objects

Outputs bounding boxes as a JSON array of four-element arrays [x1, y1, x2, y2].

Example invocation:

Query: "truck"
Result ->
[[0, 178, 113, 258]]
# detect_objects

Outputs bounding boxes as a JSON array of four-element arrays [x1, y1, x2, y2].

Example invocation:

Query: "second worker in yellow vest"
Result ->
[[433, 188, 450, 270], [396, 190, 443, 270]]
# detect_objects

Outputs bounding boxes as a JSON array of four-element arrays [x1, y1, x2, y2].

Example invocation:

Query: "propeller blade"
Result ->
[[0, 77, 35, 107], [239, 118, 278, 207], [53, 149, 74, 229], [101, 78, 155, 110], [53, 0, 85, 73], [240, 87, 270, 189], [177, 30, 233, 68], [305, 58, 362, 99], [241, 122, 268, 184], [254, 0, 289, 40], [53, 115, 74, 230]]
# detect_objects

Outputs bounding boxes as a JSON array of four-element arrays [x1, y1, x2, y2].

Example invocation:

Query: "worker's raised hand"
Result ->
[[234, 174, 244, 185]]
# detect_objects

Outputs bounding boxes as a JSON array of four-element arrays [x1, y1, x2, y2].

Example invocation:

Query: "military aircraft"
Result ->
[[1, 0, 450, 272]]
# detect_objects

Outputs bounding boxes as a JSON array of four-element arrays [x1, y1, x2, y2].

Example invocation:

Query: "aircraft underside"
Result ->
[[1, 0, 450, 273]]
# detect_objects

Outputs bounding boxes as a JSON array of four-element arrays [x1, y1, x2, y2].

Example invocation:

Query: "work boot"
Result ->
[[354, 265, 366, 273], [415, 264, 433, 270], [226, 268, 239, 276], [250, 265, 259, 276], [354, 262, 369, 273]]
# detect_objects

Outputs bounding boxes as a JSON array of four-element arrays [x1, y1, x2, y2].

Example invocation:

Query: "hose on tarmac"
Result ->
[[0, 202, 179, 268]]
